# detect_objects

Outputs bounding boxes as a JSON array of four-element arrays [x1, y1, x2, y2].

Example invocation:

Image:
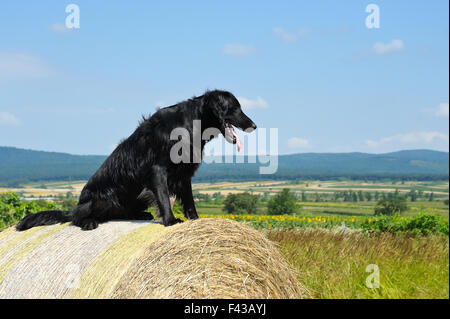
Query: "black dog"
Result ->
[[17, 90, 257, 231]]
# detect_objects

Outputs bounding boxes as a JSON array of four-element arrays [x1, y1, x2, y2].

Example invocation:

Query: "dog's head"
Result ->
[[203, 90, 257, 152]]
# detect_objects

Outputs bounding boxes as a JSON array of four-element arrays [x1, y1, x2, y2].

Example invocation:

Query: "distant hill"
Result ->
[[196, 150, 449, 182], [0, 147, 105, 186], [0, 146, 448, 186]]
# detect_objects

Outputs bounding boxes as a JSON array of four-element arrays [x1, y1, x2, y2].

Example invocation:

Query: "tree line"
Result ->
[[194, 188, 447, 217]]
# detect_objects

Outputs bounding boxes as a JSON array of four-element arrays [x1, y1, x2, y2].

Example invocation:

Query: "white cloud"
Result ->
[[0, 111, 20, 126], [365, 131, 449, 149], [373, 39, 404, 54], [0, 52, 53, 80], [435, 103, 449, 118], [237, 96, 268, 110], [223, 44, 257, 56], [288, 137, 310, 149], [50, 23, 73, 34], [273, 27, 309, 43]]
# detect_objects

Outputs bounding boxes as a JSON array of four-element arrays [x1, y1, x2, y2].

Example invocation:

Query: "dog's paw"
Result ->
[[188, 212, 199, 220], [163, 217, 184, 227], [79, 218, 99, 231], [184, 208, 199, 220]]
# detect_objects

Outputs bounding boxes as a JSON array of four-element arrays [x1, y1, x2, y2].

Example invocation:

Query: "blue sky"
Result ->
[[0, 1, 448, 155]]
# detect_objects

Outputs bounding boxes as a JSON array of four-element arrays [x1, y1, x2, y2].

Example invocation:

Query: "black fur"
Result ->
[[16, 90, 256, 231]]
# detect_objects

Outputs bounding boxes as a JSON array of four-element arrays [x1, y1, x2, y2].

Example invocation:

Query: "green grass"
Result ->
[[268, 229, 449, 299], [196, 206, 224, 214], [3, 189, 448, 299], [196, 200, 449, 219]]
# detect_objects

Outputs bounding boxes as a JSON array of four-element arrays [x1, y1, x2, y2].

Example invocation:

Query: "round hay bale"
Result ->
[[0, 218, 303, 299], [112, 218, 304, 298]]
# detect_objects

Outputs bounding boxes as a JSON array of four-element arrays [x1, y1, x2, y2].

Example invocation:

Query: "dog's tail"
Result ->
[[16, 210, 74, 231]]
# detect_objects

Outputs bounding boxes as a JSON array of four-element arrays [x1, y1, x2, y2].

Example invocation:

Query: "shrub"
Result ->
[[0, 192, 59, 230], [361, 213, 449, 235], [61, 199, 78, 211], [405, 214, 449, 235], [223, 192, 259, 214], [172, 200, 183, 215], [267, 188, 297, 215], [374, 196, 407, 216]]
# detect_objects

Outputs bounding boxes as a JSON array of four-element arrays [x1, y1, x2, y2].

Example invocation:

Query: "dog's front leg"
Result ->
[[178, 179, 199, 220], [148, 166, 183, 226]]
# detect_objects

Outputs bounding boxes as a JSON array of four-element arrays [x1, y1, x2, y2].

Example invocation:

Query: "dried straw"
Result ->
[[0, 218, 304, 299], [112, 218, 304, 299]]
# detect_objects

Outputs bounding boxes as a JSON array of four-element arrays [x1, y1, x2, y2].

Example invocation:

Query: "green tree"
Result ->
[[301, 191, 307, 202], [418, 190, 424, 200], [374, 196, 408, 216], [223, 192, 259, 214], [358, 191, 364, 201], [194, 192, 211, 203], [343, 191, 351, 202], [409, 189, 417, 202], [314, 192, 320, 202], [267, 188, 297, 215], [212, 192, 224, 204], [333, 192, 340, 201], [374, 191, 380, 201]]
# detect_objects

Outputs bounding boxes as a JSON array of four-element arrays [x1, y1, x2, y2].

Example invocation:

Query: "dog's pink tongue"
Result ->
[[231, 129, 243, 152]]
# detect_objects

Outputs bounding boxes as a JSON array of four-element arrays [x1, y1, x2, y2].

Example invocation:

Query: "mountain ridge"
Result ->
[[0, 146, 448, 186]]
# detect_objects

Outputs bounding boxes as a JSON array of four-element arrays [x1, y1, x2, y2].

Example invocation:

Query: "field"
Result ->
[[5, 179, 448, 217], [1, 179, 449, 299], [192, 180, 449, 219], [269, 229, 449, 299]]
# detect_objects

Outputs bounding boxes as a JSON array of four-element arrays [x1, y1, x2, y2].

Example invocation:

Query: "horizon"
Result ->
[[1, 144, 448, 157], [1, 1, 449, 155]]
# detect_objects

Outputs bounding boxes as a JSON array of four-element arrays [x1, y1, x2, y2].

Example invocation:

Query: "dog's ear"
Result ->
[[204, 92, 228, 133]]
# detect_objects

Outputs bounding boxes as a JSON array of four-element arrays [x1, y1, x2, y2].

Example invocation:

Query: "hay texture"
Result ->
[[0, 218, 303, 299]]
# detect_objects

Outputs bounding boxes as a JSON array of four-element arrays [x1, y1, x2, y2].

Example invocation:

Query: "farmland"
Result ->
[[1, 179, 449, 224], [1, 179, 449, 299], [192, 180, 449, 219]]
